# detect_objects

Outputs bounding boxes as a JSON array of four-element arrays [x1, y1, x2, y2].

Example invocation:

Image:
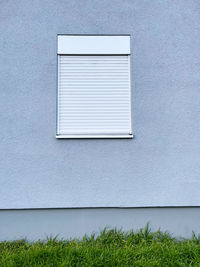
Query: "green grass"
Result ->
[[0, 225, 200, 266]]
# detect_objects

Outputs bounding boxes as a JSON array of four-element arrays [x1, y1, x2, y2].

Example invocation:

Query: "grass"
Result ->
[[0, 225, 200, 266]]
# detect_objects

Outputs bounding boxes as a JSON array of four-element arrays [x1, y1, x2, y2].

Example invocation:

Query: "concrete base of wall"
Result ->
[[0, 208, 200, 241]]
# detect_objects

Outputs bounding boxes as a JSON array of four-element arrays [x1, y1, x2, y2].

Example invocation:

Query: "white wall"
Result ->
[[0, 0, 200, 208]]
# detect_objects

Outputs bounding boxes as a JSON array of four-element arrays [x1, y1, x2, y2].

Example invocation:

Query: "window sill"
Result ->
[[56, 134, 133, 139]]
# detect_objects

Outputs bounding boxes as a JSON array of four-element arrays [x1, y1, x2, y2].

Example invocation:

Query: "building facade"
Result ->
[[1, 0, 200, 240]]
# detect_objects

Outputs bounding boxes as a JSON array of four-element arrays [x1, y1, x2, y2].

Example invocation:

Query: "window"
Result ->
[[56, 35, 132, 138]]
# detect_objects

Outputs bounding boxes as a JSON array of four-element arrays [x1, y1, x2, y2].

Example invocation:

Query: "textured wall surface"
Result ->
[[0, 0, 200, 208]]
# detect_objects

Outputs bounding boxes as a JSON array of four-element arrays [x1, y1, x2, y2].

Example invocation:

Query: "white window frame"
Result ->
[[56, 34, 133, 139]]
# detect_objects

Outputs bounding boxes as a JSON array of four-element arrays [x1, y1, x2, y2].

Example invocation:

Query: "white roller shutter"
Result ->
[[56, 35, 132, 138]]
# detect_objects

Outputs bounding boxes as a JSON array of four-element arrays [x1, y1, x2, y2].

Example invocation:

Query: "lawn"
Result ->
[[0, 225, 200, 266]]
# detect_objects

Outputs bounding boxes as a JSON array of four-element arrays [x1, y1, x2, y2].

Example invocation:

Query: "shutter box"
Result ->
[[57, 35, 132, 138]]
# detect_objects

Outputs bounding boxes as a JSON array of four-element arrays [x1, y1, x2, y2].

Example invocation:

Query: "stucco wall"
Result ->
[[0, 0, 200, 208]]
